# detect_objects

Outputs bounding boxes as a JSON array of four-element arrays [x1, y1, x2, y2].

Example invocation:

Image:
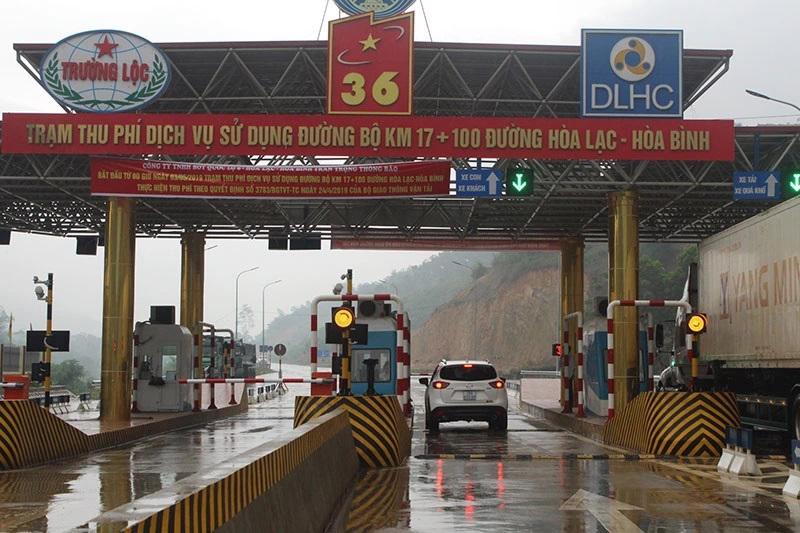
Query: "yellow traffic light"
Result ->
[[333, 306, 355, 329], [687, 313, 708, 334]]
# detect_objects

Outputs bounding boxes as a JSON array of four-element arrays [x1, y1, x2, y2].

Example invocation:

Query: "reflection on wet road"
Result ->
[[0, 371, 304, 533], [341, 385, 800, 533], [4, 372, 800, 532]]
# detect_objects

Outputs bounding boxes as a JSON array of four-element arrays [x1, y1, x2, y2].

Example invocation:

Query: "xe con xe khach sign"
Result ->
[[90, 158, 451, 199], [1, 113, 734, 161]]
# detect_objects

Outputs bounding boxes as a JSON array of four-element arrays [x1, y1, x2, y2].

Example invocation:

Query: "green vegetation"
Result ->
[[51, 359, 93, 394]]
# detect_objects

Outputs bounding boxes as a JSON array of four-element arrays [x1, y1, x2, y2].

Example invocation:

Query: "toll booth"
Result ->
[[133, 307, 194, 412], [350, 301, 398, 396]]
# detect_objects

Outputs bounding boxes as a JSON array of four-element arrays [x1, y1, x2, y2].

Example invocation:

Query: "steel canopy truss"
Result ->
[[2, 40, 796, 243]]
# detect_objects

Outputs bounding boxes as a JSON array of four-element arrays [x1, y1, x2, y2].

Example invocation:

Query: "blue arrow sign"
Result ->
[[455, 169, 504, 197], [733, 171, 781, 201]]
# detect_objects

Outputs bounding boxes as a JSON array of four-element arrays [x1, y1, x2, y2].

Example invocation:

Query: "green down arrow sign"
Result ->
[[506, 168, 534, 196], [790, 172, 800, 193]]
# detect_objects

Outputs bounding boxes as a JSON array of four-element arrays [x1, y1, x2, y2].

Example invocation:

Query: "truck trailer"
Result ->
[[699, 195, 800, 440]]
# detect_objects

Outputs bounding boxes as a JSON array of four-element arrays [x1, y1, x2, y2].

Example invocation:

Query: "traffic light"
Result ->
[[551, 343, 563, 357], [333, 306, 355, 330], [31, 362, 50, 383], [686, 313, 708, 334], [506, 168, 534, 197]]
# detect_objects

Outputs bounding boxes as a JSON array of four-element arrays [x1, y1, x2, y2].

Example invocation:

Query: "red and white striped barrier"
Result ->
[[607, 299, 692, 419], [310, 293, 411, 415], [643, 313, 655, 392], [562, 311, 584, 417], [178, 378, 335, 385]]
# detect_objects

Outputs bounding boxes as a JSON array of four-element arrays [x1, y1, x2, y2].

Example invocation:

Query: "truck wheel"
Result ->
[[791, 395, 800, 441]]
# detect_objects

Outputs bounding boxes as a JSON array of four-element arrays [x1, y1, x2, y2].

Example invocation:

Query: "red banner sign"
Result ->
[[90, 158, 451, 199], [331, 238, 561, 251], [1, 113, 734, 161], [328, 12, 414, 115]]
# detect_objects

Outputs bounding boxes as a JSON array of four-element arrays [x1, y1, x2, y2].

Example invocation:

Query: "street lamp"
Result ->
[[234, 266, 259, 340], [262, 279, 282, 368], [745, 89, 800, 113]]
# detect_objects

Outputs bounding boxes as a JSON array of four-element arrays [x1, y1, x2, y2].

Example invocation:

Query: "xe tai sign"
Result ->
[[41, 30, 170, 113], [582, 29, 683, 118], [90, 158, 451, 199], [1, 113, 735, 162]]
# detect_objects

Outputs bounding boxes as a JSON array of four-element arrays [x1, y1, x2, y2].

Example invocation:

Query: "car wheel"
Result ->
[[491, 412, 508, 432]]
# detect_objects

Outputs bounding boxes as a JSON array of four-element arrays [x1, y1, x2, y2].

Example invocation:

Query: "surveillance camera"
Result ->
[[34, 286, 45, 300], [332, 283, 343, 295], [33, 275, 39, 283], [340, 274, 347, 280]]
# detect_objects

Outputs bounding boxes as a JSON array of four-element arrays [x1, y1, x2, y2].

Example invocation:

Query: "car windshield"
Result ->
[[440, 364, 497, 381]]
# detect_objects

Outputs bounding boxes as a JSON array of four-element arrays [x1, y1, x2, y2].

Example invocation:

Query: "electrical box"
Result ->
[[134, 321, 194, 412]]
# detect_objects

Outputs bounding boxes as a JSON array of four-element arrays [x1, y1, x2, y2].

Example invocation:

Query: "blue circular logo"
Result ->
[[334, 0, 416, 19]]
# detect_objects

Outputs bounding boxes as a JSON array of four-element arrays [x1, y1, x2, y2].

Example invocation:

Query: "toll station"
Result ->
[[1, 2, 800, 530]]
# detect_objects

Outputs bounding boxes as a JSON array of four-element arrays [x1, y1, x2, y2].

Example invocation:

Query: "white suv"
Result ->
[[420, 360, 508, 432]]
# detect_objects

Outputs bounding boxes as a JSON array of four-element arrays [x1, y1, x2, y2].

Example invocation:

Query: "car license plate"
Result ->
[[463, 391, 476, 401]]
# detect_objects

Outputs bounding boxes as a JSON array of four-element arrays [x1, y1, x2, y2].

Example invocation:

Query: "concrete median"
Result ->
[[82, 408, 358, 533]]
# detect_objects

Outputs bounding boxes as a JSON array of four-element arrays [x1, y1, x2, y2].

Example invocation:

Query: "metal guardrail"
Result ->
[[519, 370, 560, 379]]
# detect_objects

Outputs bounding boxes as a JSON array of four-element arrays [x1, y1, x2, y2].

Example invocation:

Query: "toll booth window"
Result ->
[[161, 345, 178, 377], [351, 349, 391, 383], [440, 364, 497, 381]]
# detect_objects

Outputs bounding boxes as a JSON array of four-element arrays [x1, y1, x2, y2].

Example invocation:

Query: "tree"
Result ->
[[52, 359, 90, 393], [238, 304, 255, 341]]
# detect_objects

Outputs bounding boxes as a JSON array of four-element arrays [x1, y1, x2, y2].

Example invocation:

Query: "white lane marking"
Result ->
[[560, 489, 644, 533]]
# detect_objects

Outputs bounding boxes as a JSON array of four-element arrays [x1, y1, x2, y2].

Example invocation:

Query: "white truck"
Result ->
[[698, 195, 800, 439]]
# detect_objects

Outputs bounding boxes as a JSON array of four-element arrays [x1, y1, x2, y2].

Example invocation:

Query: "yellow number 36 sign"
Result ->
[[327, 12, 414, 115]]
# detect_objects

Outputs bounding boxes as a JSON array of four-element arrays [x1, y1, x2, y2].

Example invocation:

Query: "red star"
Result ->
[[94, 36, 118, 58]]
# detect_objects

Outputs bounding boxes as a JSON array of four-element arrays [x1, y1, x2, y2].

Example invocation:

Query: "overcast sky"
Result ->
[[1, 0, 798, 337]]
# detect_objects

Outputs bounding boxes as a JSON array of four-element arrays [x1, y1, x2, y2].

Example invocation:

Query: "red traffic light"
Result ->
[[552, 343, 563, 357]]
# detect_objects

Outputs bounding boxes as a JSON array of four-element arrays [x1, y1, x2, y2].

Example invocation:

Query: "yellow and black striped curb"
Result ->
[[106, 410, 353, 533], [603, 391, 740, 457], [0, 397, 247, 471], [344, 468, 409, 532], [414, 453, 666, 461], [294, 395, 411, 468]]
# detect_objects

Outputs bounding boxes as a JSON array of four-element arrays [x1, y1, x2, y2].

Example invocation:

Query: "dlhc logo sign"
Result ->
[[581, 29, 683, 117]]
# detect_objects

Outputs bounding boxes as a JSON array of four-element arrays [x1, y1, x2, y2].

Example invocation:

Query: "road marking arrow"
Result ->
[[560, 489, 644, 533], [791, 172, 800, 193], [767, 174, 778, 197], [512, 172, 528, 192], [487, 171, 501, 195]]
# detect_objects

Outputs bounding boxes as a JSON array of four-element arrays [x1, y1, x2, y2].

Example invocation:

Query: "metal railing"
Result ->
[[519, 370, 560, 379]]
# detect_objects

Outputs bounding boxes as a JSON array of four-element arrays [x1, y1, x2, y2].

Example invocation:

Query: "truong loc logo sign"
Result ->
[[40, 30, 170, 113], [581, 29, 683, 117]]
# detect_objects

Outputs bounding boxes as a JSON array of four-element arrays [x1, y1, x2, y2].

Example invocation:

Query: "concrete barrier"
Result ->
[[603, 391, 740, 457], [83, 409, 358, 533], [294, 395, 411, 468]]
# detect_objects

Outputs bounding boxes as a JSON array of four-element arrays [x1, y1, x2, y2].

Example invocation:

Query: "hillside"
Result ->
[[260, 251, 495, 364]]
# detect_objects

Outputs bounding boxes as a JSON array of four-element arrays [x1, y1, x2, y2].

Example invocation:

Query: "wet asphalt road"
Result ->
[[339, 383, 800, 533], [3, 370, 800, 532]]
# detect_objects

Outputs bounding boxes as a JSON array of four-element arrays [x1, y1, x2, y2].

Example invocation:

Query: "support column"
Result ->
[[180, 231, 205, 329], [608, 190, 639, 414], [180, 231, 205, 411], [100, 198, 136, 423], [559, 237, 584, 411]]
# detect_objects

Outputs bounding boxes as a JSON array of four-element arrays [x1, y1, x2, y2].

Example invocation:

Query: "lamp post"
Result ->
[[234, 266, 259, 340], [745, 89, 800, 113], [261, 279, 282, 369]]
